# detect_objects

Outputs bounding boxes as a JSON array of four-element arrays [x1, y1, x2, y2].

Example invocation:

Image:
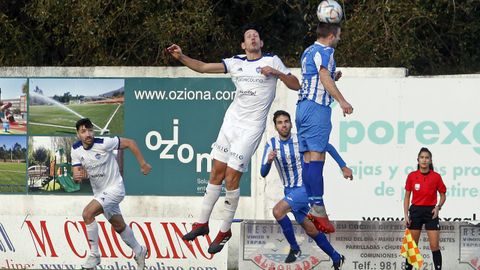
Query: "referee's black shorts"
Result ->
[[408, 205, 440, 230]]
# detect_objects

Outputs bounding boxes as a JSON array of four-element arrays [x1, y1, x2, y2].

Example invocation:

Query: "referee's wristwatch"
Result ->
[[436, 205, 442, 210]]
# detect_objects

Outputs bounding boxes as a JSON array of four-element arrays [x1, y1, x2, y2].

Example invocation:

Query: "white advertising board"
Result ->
[[0, 215, 226, 270]]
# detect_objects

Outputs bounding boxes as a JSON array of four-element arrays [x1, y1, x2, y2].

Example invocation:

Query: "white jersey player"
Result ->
[[167, 24, 301, 254], [71, 118, 152, 269]]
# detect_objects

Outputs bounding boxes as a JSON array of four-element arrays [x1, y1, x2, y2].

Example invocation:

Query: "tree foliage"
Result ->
[[0, 0, 478, 75]]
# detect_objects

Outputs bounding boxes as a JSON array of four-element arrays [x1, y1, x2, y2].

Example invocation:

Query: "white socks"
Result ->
[[120, 225, 142, 255], [220, 188, 240, 232], [198, 183, 222, 224], [86, 220, 100, 256]]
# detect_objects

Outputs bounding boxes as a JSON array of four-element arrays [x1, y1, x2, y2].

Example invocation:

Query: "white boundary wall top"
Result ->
[[0, 66, 408, 78]]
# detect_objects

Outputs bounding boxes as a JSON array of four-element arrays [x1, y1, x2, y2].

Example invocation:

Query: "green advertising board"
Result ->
[[124, 78, 251, 196]]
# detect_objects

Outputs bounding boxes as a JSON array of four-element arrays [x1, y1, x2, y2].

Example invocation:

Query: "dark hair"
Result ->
[[316, 22, 341, 38], [417, 147, 434, 171], [273, 110, 291, 124], [241, 23, 262, 42], [76, 118, 93, 131]]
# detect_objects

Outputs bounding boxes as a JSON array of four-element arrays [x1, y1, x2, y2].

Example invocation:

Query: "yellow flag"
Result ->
[[400, 229, 424, 269]]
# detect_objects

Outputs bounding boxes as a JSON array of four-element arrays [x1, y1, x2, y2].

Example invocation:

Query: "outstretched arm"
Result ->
[[319, 67, 353, 116], [325, 143, 353, 180], [119, 138, 152, 175], [166, 44, 224, 73]]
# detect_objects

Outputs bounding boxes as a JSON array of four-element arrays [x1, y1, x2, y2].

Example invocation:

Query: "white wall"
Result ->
[[2, 67, 479, 269]]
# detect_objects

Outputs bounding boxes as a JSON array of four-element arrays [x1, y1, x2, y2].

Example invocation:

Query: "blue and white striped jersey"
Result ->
[[260, 133, 347, 188], [261, 134, 303, 188], [298, 42, 336, 106]]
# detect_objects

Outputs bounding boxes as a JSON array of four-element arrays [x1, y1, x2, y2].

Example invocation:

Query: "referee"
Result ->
[[403, 147, 446, 270]]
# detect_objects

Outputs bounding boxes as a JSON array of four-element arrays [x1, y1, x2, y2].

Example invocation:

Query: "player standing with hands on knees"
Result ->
[[404, 147, 446, 270], [166, 24, 301, 254], [72, 118, 152, 269]]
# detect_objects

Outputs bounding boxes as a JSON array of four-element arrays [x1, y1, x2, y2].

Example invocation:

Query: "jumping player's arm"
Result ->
[[260, 66, 300, 90], [319, 67, 353, 116], [262, 55, 300, 90], [166, 44, 224, 73], [325, 143, 352, 180], [118, 137, 152, 175]]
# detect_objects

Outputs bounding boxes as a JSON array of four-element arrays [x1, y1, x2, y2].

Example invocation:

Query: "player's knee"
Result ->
[[82, 210, 95, 223], [272, 207, 283, 220], [429, 243, 440, 251], [304, 225, 318, 237], [113, 223, 126, 233], [210, 170, 225, 184]]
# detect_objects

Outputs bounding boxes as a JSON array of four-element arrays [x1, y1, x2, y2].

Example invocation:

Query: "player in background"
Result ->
[[72, 118, 152, 269], [296, 22, 353, 233], [404, 147, 446, 270], [167, 24, 301, 254], [261, 110, 351, 268]]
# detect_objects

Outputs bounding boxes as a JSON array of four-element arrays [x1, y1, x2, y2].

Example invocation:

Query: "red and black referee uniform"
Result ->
[[405, 170, 447, 230]]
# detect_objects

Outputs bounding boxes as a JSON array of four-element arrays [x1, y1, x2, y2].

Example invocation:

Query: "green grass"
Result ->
[[0, 162, 27, 193], [29, 104, 124, 135]]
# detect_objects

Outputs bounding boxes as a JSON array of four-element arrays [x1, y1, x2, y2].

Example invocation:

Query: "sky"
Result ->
[[31, 136, 53, 150], [0, 136, 27, 149], [0, 78, 27, 99], [29, 78, 124, 96]]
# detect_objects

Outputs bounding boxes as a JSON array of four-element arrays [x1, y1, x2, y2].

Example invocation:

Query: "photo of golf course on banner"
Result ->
[[28, 78, 124, 135], [0, 78, 27, 135]]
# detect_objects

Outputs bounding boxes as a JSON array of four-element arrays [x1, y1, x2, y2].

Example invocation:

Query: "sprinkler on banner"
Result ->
[[100, 128, 110, 135]]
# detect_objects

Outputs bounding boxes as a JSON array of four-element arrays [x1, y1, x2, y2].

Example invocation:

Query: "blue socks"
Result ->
[[302, 162, 311, 197], [313, 233, 341, 262], [277, 216, 300, 251], [307, 160, 325, 206]]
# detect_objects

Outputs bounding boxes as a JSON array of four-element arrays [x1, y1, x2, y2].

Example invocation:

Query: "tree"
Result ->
[[33, 147, 50, 166], [0, 0, 478, 75]]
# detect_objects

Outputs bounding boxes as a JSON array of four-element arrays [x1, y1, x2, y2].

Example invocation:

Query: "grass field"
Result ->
[[29, 103, 124, 135], [0, 162, 27, 193]]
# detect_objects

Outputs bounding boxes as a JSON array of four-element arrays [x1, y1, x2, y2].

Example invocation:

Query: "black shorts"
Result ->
[[408, 205, 440, 230]]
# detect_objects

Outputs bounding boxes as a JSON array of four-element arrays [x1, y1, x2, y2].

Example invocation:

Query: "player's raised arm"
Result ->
[[166, 44, 225, 74], [119, 137, 152, 175]]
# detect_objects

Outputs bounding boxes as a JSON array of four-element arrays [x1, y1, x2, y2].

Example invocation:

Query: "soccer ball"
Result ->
[[317, 0, 343, 23]]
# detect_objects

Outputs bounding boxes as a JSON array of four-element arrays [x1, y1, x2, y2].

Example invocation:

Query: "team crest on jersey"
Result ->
[[95, 153, 101, 160], [414, 183, 420, 191], [256, 67, 261, 73]]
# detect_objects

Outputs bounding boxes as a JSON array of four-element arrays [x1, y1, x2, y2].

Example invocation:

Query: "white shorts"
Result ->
[[211, 121, 264, 172], [94, 188, 125, 220]]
